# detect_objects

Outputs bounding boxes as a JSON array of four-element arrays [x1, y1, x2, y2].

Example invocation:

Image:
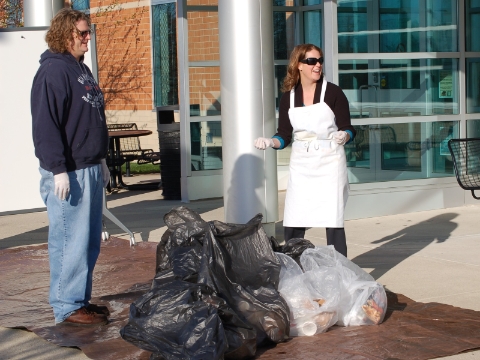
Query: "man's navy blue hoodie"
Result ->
[[31, 50, 108, 175]]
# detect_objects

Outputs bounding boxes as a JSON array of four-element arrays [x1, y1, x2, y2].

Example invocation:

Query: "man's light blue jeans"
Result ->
[[39, 165, 103, 323]]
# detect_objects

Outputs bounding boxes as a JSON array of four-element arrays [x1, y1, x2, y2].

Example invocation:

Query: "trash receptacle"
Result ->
[[157, 105, 181, 200]]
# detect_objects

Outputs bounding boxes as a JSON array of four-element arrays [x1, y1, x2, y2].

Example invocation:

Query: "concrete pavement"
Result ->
[[1, 173, 480, 359]]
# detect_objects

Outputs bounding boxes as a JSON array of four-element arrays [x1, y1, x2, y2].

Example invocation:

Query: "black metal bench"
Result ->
[[448, 138, 480, 199]]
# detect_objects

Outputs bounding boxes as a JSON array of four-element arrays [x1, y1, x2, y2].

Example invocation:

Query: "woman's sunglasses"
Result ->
[[75, 28, 93, 39], [300, 57, 324, 65]]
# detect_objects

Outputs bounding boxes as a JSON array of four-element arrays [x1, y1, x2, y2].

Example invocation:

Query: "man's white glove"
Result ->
[[254, 137, 275, 150], [54, 172, 70, 200], [100, 159, 110, 188], [333, 131, 350, 145]]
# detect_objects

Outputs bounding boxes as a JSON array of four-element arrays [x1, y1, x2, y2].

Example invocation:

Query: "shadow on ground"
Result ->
[[351, 213, 458, 280]]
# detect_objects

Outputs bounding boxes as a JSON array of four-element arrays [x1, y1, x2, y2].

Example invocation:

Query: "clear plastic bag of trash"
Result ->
[[300, 246, 387, 327], [337, 280, 387, 326], [276, 252, 339, 336], [276, 242, 387, 337]]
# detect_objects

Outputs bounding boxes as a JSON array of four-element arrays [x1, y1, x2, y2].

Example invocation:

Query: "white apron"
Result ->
[[283, 78, 349, 228]]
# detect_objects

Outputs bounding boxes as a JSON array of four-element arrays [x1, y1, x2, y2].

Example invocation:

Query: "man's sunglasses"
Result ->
[[75, 28, 93, 38], [300, 57, 324, 65]]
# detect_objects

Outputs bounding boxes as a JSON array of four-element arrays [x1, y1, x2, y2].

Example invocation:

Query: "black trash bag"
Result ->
[[155, 208, 209, 281], [120, 280, 228, 360], [125, 207, 289, 358], [203, 215, 290, 345], [158, 207, 289, 344], [122, 270, 257, 359], [280, 238, 315, 269], [269, 236, 283, 253]]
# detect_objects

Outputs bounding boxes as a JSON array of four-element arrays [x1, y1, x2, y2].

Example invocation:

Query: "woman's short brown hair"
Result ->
[[45, 8, 91, 54], [281, 44, 324, 93]]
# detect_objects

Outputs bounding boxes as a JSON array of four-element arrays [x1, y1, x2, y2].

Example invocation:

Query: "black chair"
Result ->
[[107, 123, 159, 176], [448, 138, 480, 199]]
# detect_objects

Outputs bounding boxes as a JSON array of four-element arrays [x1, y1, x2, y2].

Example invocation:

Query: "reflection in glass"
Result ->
[[345, 122, 457, 183], [275, 121, 458, 183], [274, 12, 296, 60], [339, 58, 459, 118], [432, 121, 458, 174], [187, 11, 219, 62], [467, 120, 480, 138], [338, 0, 458, 53], [189, 67, 221, 116], [273, 0, 296, 6], [190, 121, 223, 171], [152, 3, 178, 107], [345, 125, 370, 168], [380, 124, 421, 172], [275, 65, 288, 108], [467, 59, 480, 114], [338, 1, 368, 53], [466, 0, 480, 51], [303, 11, 322, 49], [72, 0, 89, 10]]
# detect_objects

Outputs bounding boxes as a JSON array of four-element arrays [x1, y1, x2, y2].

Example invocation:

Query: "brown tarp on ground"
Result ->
[[1, 237, 480, 360]]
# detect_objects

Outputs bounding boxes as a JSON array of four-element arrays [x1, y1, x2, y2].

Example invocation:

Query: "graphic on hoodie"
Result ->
[[78, 73, 104, 108]]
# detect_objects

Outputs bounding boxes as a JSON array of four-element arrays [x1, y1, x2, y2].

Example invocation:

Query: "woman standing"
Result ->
[[32, 9, 110, 325], [254, 44, 355, 257]]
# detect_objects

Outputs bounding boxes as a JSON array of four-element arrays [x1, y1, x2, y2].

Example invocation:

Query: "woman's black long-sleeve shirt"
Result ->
[[274, 78, 356, 148]]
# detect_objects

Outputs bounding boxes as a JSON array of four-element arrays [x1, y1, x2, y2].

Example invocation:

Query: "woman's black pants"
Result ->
[[283, 226, 347, 257]]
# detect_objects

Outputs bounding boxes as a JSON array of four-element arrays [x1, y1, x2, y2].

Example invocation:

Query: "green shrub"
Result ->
[[121, 162, 160, 174]]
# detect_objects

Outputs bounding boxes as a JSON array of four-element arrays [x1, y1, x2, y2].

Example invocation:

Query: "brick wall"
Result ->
[[87, 1, 157, 151], [90, 0, 152, 112]]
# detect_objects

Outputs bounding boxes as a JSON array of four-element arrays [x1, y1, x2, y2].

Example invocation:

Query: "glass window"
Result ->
[[188, 11, 219, 62], [274, 0, 296, 5], [432, 121, 458, 174], [189, 66, 221, 116], [467, 120, 480, 138], [72, 0, 90, 10], [338, 1, 368, 53], [303, 10, 322, 49], [379, 0, 421, 53], [345, 121, 458, 184], [275, 65, 288, 108], [274, 12, 296, 60], [422, 0, 457, 52], [467, 58, 480, 114], [190, 121, 223, 171], [304, 0, 322, 4], [339, 58, 459, 118], [152, 3, 178, 107], [345, 125, 371, 169], [338, 0, 458, 53], [466, 0, 480, 51]]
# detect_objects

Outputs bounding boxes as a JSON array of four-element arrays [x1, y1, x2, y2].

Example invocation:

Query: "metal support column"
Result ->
[[23, 0, 64, 27], [218, 0, 278, 236]]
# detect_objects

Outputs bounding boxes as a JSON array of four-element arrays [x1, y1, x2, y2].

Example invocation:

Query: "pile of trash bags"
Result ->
[[120, 207, 290, 359], [120, 207, 387, 359]]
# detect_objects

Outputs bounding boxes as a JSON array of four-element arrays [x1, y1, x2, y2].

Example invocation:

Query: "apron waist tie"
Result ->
[[295, 139, 333, 152]]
